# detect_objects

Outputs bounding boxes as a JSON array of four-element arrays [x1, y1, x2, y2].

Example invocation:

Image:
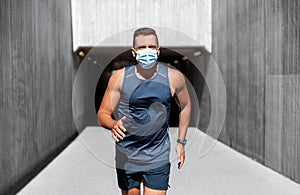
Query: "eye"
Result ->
[[149, 46, 157, 49], [137, 46, 147, 49], [136, 45, 157, 50]]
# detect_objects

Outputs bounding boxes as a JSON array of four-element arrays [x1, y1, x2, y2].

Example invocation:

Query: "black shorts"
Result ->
[[116, 163, 171, 191]]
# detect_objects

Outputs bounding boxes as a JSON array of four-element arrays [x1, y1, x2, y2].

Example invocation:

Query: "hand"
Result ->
[[176, 143, 185, 169], [111, 116, 127, 142]]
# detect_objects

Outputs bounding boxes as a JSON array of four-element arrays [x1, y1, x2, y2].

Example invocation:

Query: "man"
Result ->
[[98, 27, 191, 195]]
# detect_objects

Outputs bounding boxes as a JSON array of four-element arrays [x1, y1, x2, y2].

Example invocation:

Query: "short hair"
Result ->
[[133, 27, 159, 48]]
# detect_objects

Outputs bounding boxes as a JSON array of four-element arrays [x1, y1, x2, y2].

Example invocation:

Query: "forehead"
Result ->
[[134, 34, 158, 47]]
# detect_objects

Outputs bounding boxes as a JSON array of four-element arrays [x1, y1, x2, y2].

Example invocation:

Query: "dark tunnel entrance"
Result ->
[[74, 47, 210, 129]]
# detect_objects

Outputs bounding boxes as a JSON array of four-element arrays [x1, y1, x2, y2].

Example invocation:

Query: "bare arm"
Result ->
[[97, 68, 126, 142], [169, 68, 191, 169]]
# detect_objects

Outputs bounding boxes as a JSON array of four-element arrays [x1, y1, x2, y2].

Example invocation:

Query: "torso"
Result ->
[[115, 62, 172, 171]]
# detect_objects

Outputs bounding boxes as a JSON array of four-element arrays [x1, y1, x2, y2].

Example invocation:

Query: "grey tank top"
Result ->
[[115, 62, 172, 171]]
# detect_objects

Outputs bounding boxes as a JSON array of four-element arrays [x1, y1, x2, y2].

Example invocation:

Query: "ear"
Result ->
[[131, 48, 136, 58], [157, 47, 160, 56]]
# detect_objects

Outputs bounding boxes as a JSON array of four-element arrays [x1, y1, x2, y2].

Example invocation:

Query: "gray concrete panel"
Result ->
[[0, 0, 75, 194], [71, 0, 212, 51], [212, 0, 300, 184]]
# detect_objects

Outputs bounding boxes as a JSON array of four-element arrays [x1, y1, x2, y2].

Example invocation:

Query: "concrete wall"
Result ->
[[71, 0, 211, 51], [212, 0, 300, 184], [0, 0, 75, 194]]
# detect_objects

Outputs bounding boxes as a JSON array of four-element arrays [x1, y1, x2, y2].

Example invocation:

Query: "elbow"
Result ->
[[97, 109, 104, 126]]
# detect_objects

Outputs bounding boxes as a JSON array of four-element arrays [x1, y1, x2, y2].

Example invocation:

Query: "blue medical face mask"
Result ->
[[135, 48, 158, 69]]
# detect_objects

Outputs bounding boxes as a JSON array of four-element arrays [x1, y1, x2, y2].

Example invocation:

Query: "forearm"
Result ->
[[97, 110, 117, 130], [178, 104, 191, 140]]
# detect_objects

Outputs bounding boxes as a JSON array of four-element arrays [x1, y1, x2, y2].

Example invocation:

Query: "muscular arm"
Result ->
[[97, 68, 126, 141], [169, 68, 191, 169]]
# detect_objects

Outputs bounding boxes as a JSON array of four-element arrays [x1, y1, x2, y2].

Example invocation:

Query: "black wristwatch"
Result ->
[[177, 139, 187, 145]]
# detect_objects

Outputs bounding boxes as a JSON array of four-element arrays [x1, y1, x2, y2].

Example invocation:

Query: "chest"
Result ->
[[122, 80, 172, 106]]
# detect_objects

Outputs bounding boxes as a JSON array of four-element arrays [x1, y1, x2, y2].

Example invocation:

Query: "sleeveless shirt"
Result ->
[[115, 62, 172, 171]]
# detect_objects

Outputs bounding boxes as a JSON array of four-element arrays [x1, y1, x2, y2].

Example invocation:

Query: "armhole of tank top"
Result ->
[[166, 65, 174, 97], [120, 65, 134, 92], [158, 63, 172, 97], [161, 63, 169, 85], [119, 67, 126, 92]]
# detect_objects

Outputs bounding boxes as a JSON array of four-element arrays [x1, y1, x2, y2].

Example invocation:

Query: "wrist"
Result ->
[[177, 139, 187, 146], [108, 119, 118, 130]]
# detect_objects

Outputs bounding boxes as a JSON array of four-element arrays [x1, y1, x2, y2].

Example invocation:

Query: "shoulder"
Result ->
[[168, 66, 187, 94], [168, 66, 185, 84], [109, 68, 125, 81], [107, 68, 125, 90], [168, 66, 182, 75]]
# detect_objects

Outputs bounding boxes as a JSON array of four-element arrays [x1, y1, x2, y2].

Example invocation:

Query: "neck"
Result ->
[[136, 63, 158, 80]]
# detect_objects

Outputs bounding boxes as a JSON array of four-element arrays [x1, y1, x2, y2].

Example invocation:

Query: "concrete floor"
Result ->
[[18, 127, 300, 195]]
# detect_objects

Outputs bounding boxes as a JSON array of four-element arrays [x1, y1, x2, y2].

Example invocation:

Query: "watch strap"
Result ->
[[177, 139, 187, 145]]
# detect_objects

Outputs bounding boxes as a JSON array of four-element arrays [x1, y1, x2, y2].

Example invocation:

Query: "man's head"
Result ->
[[132, 27, 159, 48], [132, 28, 160, 69]]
